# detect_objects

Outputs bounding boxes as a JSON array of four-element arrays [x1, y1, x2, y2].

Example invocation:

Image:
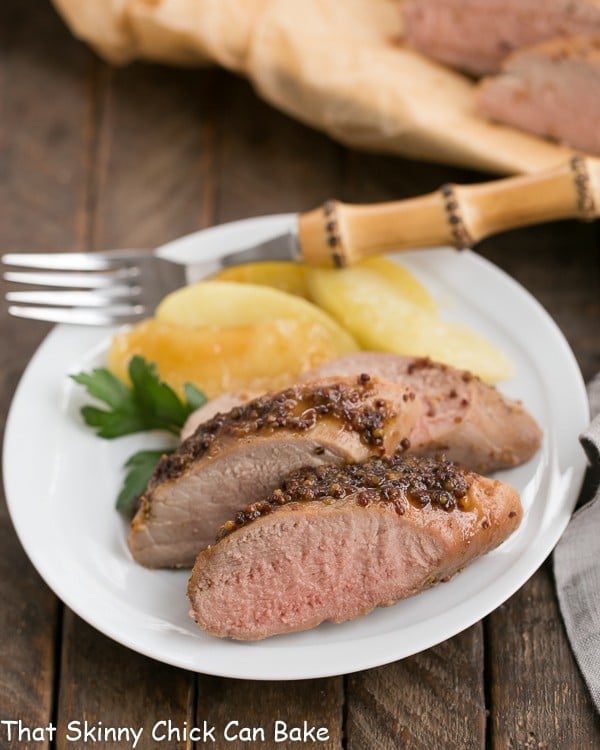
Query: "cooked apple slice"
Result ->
[[108, 316, 358, 399], [307, 265, 512, 383], [213, 262, 309, 297], [211, 258, 435, 312], [353, 257, 436, 311], [155, 280, 357, 349]]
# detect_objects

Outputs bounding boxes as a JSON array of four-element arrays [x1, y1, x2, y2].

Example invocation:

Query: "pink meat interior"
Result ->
[[190, 505, 447, 640]]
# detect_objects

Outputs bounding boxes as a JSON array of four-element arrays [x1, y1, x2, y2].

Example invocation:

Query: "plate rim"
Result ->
[[2, 215, 589, 680]]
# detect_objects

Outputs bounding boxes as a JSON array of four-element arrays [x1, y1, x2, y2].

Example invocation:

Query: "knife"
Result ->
[[159, 154, 599, 276], [3, 155, 599, 326]]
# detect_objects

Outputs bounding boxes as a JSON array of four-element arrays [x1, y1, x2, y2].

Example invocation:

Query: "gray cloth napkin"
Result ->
[[554, 374, 600, 713]]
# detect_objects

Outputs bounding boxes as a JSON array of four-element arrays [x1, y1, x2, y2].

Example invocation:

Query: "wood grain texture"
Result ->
[[341, 150, 488, 750], [487, 562, 600, 749], [56, 614, 194, 750], [197, 677, 343, 749], [53, 57, 205, 746], [0, 0, 92, 380], [92, 63, 216, 250], [478, 220, 600, 381], [192, 73, 346, 743], [340, 150, 480, 206], [1, 2, 600, 747], [0, 523, 58, 750], [52, 50, 348, 750], [209, 73, 343, 220], [0, 1, 92, 745], [0, 1, 92, 252], [346, 625, 485, 750], [481, 212, 598, 750]]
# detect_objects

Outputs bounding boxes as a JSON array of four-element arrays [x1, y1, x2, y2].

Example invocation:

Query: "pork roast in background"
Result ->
[[477, 35, 600, 156], [188, 454, 522, 640], [402, 0, 600, 76], [129, 358, 541, 569]]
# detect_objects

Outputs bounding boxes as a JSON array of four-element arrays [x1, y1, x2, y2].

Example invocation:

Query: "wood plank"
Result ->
[[487, 562, 600, 749], [53, 61, 212, 746], [55, 614, 194, 750], [478, 220, 599, 381], [92, 64, 217, 250], [480, 184, 600, 746], [346, 625, 485, 750], [341, 150, 480, 205], [189, 73, 345, 729], [197, 677, 343, 749], [341, 151, 487, 750], [203, 93, 598, 746], [342, 152, 599, 744], [3, 9, 596, 745], [0, 0, 92, 744], [0, 524, 58, 750], [0, 1, 92, 252], [208, 72, 343, 220], [56, 68, 346, 742]]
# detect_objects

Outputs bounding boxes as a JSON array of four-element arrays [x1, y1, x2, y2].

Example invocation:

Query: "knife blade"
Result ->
[[156, 213, 301, 282]]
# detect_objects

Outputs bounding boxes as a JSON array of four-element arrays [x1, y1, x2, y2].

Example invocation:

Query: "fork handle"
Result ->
[[298, 155, 600, 267]]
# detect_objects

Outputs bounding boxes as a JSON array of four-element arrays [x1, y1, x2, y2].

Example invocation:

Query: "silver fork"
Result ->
[[2, 219, 301, 326], [2, 250, 189, 326]]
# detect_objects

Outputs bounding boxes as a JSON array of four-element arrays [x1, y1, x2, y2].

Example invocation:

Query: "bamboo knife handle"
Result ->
[[298, 155, 600, 267]]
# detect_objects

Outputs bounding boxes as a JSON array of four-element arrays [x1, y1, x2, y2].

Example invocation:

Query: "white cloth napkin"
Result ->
[[554, 374, 600, 713]]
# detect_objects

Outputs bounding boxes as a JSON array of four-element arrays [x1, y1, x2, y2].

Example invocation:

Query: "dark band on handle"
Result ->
[[570, 155, 596, 221], [323, 201, 347, 268], [440, 184, 474, 250]]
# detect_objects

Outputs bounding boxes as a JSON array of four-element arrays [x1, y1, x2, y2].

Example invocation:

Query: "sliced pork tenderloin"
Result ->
[[131, 358, 540, 569], [188, 454, 522, 640], [308, 353, 542, 472], [476, 35, 600, 156], [181, 390, 257, 441], [130, 375, 425, 568], [402, 0, 600, 75]]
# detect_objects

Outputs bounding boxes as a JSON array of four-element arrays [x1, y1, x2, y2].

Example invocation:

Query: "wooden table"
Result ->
[[1, 2, 599, 748]]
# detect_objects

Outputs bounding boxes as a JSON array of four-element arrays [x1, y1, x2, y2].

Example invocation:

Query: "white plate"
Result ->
[[3, 215, 589, 680]]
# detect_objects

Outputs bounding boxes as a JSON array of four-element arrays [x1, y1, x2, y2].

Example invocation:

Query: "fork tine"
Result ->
[[3, 251, 188, 326], [3, 269, 140, 289], [6, 289, 140, 307], [1, 251, 138, 271], [7, 304, 146, 326]]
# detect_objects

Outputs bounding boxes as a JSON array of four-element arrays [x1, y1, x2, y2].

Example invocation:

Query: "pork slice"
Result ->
[[476, 35, 600, 155], [188, 454, 522, 640], [181, 390, 258, 441], [129, 376, 425, 568], [308, 353, 542, 473], [402, 0, 600, 75]]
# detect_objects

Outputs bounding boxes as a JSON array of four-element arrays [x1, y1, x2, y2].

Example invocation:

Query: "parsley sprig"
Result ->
[[71, 355, 206, 438], [115, 450, 167, 515], [71, 356, 207, 515]]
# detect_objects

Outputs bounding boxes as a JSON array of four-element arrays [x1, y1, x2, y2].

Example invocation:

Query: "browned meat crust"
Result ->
[[130, 375, 420, 567], [149, 374, 402, 489], [130, 358, 540, 569], [217, 453, 472, 540]]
